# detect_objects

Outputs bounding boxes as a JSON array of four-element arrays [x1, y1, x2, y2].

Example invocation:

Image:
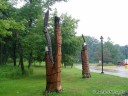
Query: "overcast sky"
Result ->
[[52, 0, 128, 46]]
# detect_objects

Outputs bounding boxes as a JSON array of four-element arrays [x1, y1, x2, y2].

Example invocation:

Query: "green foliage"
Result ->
[[48, 11, 81, 65], [60, 14, 80, 64], [0, 19, 25, 37], [12, 0, 46, 65], [0, 0, 25, 65], [0, 64, 33, 79], [0, 0, 9, 9], [104, 41, 122, 63], [1, 0, 127, 68], [0, 0, 69, 67], [63, 54, 74, 65], [92, 38, 124, 64], [0, 0, 25, 38], [85, 36, 99, 63]]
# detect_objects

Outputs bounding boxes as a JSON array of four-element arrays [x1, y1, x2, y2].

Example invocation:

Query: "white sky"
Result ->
[[52, 0, 128, 46]]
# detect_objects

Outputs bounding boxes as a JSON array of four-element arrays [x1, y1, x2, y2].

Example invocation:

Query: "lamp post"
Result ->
[[100, 36, 104, 74]]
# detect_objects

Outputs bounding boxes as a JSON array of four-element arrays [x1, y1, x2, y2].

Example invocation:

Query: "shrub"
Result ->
[[0, 65, 33, 79]]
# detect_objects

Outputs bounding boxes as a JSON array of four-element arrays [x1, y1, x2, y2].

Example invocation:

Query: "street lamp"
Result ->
[[100, 36, 104, 74]]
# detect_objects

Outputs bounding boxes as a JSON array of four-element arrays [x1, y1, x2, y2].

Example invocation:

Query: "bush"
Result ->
[[24, 68, 33, 76], [0, 65, 33, 79]]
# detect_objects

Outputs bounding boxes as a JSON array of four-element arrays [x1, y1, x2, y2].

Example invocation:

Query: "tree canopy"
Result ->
[[0, 0, 126, 68]]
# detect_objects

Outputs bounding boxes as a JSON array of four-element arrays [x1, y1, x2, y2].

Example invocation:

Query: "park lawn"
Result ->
[[0, 65, 128, 96]]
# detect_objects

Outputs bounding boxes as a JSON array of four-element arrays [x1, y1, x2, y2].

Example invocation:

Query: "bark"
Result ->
[[45, 16, 62, 93], [81, 44, 91, 78], [54, 16, 62, 92], [28, 50, 33, 69], [44, 10, 54, 64]]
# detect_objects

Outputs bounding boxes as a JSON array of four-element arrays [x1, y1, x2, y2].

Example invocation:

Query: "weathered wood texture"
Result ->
[[44, 10, 54, 64], [45, 16, 62, 92], [81, 43, 91, 78]]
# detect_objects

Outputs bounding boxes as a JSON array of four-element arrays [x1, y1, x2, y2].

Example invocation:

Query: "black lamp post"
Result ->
[[100, 36, 104, 74]]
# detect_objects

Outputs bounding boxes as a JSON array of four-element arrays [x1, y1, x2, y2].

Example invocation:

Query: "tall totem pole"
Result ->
[[44, 10, 62, 92], [81, 34, 91, 78]]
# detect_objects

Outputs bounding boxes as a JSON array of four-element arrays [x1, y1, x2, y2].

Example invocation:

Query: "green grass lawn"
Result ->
[[0, 65, 128, 96]]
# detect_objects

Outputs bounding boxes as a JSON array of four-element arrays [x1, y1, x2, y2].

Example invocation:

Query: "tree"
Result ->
[[15, 0, 68, 69], [0, 0, 24, 65], [61, 13, 80, 66], [94, 40, 122, 64], [81, 35, 91, 78], [85, 36, 99, 63], [44, 16, 62, 93], [47, 11, 81, 66], [75, 36, 100, 63], [104, 41, 121, 63], [115, 44, 125, 61], [13, 0, 47, 69], [103, 48, 111, 63]]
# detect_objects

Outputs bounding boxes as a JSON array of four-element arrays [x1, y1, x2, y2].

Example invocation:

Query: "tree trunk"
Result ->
[[54, 16, 62, 91], [13, 38, 16, 66], [0, 43, 3, 65], [18, 58, 21, 67], [19, 44, 25, 75], [44, 10, 54, 64], [81, 43, 91, 78], [28, 50, 33, 69], [45, 16, 62, 93], [3, 44, 8, 64]]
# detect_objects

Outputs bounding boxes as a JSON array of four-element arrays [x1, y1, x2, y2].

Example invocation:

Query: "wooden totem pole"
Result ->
[[81, 34, 91, 78], [44, 10, 62, 93]]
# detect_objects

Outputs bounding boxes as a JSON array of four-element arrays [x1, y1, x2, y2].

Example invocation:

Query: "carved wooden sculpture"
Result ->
[[44, 10, 62, 92], [81, 34, 91, 78]]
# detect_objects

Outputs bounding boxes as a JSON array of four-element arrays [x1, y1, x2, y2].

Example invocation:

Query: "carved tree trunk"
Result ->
[[81, 43, 91, 78], [45, 16, 62, 93], [44, 10, 54, 64]]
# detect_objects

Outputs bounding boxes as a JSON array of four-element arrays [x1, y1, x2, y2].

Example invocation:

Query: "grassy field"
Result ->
[[0, 64, 128, 96]]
